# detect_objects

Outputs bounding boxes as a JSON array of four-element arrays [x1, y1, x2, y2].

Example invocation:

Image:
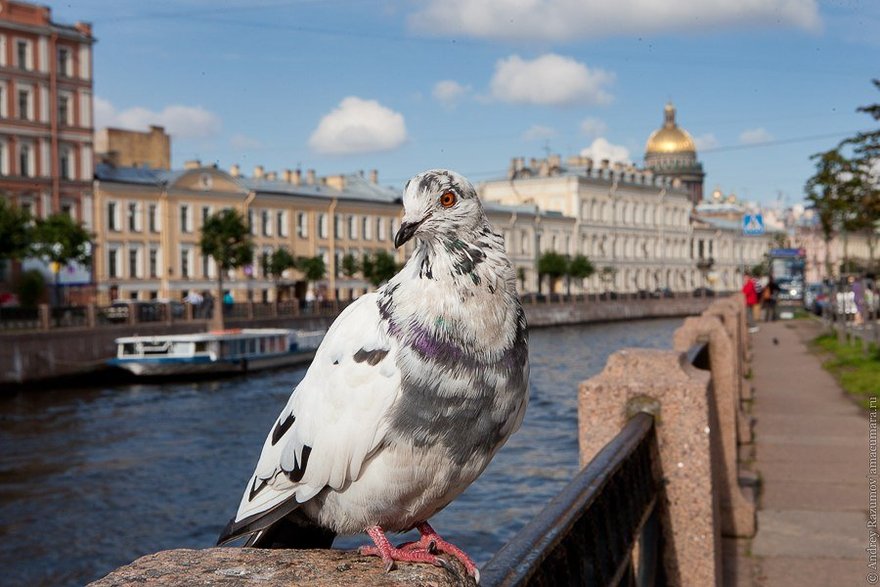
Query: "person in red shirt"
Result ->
[[742, 272, 759, 332]]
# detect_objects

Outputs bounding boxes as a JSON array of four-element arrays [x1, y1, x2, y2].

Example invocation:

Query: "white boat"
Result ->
[[108, 328, 324, 377]]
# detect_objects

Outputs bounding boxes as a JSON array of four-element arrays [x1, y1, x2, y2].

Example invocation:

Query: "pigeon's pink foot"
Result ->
[[359, 523, 479, 582]]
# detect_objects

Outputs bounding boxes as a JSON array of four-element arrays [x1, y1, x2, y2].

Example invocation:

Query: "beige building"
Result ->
[[94, 125, 170, 170], [92, 163, 403, 304]]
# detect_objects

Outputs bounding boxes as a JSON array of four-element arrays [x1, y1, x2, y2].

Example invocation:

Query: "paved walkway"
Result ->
[[739, 319, 870, 586]]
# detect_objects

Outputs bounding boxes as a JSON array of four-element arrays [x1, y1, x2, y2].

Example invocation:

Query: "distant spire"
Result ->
[[664, 102, 676, 128]]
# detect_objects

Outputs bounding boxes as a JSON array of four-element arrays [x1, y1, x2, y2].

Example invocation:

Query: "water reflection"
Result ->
[[0, 318, 679, 586]]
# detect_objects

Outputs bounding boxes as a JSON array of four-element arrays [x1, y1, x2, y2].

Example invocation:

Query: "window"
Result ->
[[334, 214, 342, 239], [148, 204, 158, 232], [297, 212, 308, 238], [0, 84, 7, 118], [202, 254, 211, 278], [18, 143, 31, 177], [61, 202, 72, 217], [276, 211, 287, 237], [107, 202, 119, 231], [57, 47, 70, 77], [58, 95, 70, 125], [127, 202, 140, 232], [17, 89, 30, 120], [16, 40, 28, 70], [149, 247, 158, 278], [180, 248, 191, 278], [108, 248, 119, 278], [201, 205, 211, 225], [362, 216, 372, 240], [262, 209, 271, 236], [59, 148, 72, 179], [377, 217, 385, 241], [318, 213, 328, 239], [128, 247, 140, 278], [348, 215, 358, 240], [180, 204, 191, 233]]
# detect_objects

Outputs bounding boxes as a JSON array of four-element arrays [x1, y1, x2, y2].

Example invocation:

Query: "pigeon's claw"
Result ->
[[361, 526, 447, 572], [414, 522, 480, 580]]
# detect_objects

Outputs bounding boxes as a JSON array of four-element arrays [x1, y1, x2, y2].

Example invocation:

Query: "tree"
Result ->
[[0, 199, 32, 262], [516, 267, 526, 292], [30, 213, 92, 306], [341, 253, 360, 278], [361, 253, 375, 284], [298, 256, 327, 298], [567, 254, 595, 295], [368, 251, 398, 286], [538, 251, 568, 294], [599, 266, 616, 293], [199, 209, 253, 329], [263, 248, 296, 302]]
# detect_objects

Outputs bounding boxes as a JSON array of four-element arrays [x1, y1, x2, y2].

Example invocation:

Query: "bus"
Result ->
[[768, 248, 806, 318]]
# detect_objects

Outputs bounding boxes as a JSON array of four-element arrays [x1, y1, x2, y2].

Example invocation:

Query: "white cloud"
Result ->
[[308, 97, 407, 155], [408, 0, 821, 41], [694, 133, 720, 151], [579, 137, 631, 164], [580, 117, 608, 139], [433, 80, 470, 106], [94, 96, 222, 139], [230, 134, 263, 150], [739, 127, 774, 144], [490, 54, 614, 106], [522, 125, 557, 141]]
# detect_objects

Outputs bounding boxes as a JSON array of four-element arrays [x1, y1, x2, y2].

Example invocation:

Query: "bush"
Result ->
[[16, 269, 46, 308]]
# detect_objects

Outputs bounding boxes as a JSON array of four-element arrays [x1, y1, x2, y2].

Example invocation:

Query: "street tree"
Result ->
[[341, 253, 360, 278], [599, 266, 616, 293], [368, 251, 398, 286], [30, 213, 92, 306], [538, 251, 568, 294], [199, 209, 253, 329], [263, 248, 296, 303], [567, 254, 595, 296], [0, 199, 32, 262], [298, 256, 327, 299]]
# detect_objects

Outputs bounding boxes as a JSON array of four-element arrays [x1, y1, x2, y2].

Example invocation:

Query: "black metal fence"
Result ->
[[481, 412, 665, 587]]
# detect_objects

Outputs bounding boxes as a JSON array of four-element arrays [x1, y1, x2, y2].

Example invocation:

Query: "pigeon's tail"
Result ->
[[217, 500, 336, 549]]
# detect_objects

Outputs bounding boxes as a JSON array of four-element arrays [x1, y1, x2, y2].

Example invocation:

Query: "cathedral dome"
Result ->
[[645, 102, 696, 155]]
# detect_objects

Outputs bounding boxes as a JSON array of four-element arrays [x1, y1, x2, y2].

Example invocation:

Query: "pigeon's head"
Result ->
[[395, 169, 485, 248]]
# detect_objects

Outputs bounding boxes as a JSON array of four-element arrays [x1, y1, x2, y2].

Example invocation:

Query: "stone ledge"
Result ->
[[88, 547, 477, 587]]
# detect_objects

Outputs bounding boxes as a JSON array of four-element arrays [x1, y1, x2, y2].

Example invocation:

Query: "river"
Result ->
[[0, 317, 682, 586]]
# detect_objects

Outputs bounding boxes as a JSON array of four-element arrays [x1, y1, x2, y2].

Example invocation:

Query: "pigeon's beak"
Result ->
[[394, 217, 426, 248]]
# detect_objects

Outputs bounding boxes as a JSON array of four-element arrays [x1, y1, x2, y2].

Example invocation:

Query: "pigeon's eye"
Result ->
[[439, 192, 457, 208]]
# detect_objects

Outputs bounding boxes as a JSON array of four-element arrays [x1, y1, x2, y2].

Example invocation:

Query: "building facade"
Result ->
[[644, 102, 705, 206], [95, 125, 170, 170], [0, 0, 94, 221]]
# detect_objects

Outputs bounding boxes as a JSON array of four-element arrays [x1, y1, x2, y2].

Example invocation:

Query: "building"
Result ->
[[644, 102, 705, 206], [95, 125, 171, 170], [91, 163, 404, 304], [0, 0, 95, 220]]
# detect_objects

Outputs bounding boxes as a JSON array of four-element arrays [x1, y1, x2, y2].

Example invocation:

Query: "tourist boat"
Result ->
[[108, 328, 325, 377]]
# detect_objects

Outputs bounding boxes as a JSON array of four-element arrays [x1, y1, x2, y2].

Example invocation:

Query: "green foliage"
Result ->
[[749, 263, 767, 278], [0, 199, 32, 260], [15, 269, 45, 308], [538, 251, 568, 278], [341, 253, 360, 278], [598, 265, 616, 291], [568, 254, 595, 280], [199, 209, 254, 272], [31, 213, 92, 267], [264, 248, 296, 280], [361, 253, 374, 282], [812, 333, 880, 409], [298, 256, 327, 283], [367, 251, 398, 286]]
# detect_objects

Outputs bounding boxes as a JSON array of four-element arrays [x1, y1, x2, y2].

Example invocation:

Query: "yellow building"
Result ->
[[92, 163, 403, 304]]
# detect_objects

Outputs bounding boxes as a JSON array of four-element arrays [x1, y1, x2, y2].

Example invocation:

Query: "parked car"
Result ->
[[102, 300, 185, 323]]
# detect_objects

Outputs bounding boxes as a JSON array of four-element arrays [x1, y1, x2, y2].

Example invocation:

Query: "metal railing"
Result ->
[[481, 412, 665, 587]]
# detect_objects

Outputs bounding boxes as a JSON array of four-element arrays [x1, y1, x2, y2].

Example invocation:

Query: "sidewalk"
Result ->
[[740, 319, 869, 586]]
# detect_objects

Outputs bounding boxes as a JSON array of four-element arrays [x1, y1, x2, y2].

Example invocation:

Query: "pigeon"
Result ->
[[217, 169, 530, 580]]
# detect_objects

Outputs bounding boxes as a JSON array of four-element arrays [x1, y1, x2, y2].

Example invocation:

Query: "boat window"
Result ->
[[122, 343, 136, 356], [195, 341, 207, 353], [248, 339, 256, 354]]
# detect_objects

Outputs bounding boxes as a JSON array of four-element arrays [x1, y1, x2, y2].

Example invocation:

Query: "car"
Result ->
[[692, 287, 715, 297], [102, 300, 185, 323]]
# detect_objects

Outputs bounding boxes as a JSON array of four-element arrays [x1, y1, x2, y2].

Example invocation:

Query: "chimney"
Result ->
[[282, 169, 292, 183], [229, 163, 240, 177], [369, 169, 378, 184], [253, 165, 264, 179], [324, 174, 346, 190], [292, 169, 302, 186], [184, 159, 201, 170], [306, 169, 316, 185], [266, 171, 277, 181]]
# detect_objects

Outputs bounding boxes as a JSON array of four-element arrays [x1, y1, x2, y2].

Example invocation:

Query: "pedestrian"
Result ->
[[762, 274, 780, 322], [202, 290, 214, 320], [742, 272, 759, 333]]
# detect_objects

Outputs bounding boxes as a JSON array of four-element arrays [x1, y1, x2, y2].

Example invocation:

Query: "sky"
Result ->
[[44, 0, 879, 208]]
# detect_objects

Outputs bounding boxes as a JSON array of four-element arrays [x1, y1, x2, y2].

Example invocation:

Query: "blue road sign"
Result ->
[[743, 213, 765, 236]]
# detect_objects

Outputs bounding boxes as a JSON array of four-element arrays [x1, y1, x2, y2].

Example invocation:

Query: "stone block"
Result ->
[[578, 348, 721, 587]]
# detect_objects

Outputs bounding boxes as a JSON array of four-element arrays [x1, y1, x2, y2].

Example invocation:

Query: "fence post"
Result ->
[[579, 348, 721, 586], [39, 303, 51, 330], [247, 301, 255, 320], [674, 315, 756, 538], [87, 303, 97, 328]]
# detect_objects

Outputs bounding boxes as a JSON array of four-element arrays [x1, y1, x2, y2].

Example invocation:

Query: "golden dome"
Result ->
[[645, 102, 696, 154]]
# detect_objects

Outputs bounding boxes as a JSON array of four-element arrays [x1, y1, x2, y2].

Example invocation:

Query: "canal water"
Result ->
[[0, 317, 681, 586]]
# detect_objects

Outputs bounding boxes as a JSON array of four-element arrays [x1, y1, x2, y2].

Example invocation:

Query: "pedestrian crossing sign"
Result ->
[[742, 214, 765, 236]]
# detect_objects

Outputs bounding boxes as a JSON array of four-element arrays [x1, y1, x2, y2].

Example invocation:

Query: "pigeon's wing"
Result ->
[[218, 292, 401, 543]]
